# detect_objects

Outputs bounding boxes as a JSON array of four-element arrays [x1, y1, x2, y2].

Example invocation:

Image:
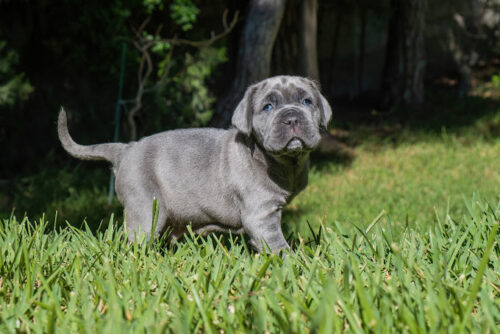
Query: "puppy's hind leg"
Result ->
[[123, 195, 168, 243]]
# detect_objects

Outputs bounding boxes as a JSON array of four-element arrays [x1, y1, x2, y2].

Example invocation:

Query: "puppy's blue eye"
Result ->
[[302, 98, 312, 106], [263, 104, 273, 111]]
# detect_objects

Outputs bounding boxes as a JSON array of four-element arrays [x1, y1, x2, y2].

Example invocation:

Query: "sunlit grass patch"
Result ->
[[288, 137, 500, 235]]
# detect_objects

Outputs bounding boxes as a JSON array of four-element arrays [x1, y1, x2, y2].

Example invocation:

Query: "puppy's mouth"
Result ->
[[285, 137, 304, 151]]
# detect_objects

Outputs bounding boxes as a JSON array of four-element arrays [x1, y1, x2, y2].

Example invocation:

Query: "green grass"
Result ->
[[0, 197, 498, 332]]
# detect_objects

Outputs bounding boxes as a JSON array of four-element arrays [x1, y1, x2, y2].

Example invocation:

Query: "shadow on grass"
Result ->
[[0, 156, 123, 233], [309, 86, 500, 172], [336, 89, 500, 144], [404, 91, 500, 134]]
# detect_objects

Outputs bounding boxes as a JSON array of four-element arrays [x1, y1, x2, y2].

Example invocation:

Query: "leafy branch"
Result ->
[[127, 9, 239, 141]]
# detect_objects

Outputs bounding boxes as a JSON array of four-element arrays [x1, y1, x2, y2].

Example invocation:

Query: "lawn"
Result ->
[[0, 197, 498, 332], [1, 88, 499, 332]]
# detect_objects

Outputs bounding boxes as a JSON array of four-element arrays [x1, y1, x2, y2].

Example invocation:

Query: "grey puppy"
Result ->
[[58, 75, 332, 252]]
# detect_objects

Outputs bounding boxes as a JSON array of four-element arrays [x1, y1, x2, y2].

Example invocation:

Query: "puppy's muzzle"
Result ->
[[279, 109, 306, 130], [277, 108, 308, 151]]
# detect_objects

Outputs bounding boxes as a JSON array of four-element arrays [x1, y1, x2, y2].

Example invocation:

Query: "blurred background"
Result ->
[[0, 0, 499, 232]]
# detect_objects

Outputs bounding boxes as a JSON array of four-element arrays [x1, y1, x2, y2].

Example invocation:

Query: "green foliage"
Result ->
[[143, 0, 164, 13], [157, 47, 227, 128], [138, 0, 228, 131], [151, 40, 171, 55], [142, 0, 198, 30], [0, 41, 33, 107], [0, 197, 498, 332], [492, 73, 500, 88], [169, 0, 200, 31]]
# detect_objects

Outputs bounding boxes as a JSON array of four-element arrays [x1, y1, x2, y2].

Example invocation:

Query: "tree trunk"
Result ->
[[381, 0, 427, 109], [211, 0, 286, 128], [325, 10, 342, 96], [297, 0, 319, 82], [271, 0, 299, 76], [357, 5, 367, 95]]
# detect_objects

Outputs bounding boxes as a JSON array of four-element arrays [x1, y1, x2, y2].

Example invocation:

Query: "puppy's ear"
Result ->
[[305, 78, 332, 130], [318, 94, 333, 130], [231, 85, 256, 136]]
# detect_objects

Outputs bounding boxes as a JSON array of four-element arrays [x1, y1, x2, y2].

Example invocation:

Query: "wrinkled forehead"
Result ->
[[254, 76, 317, 101]]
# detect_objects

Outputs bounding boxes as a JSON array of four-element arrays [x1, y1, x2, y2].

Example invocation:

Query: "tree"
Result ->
[[211, 0, 286, 128], [297, 0, 320, 82], [382, 0, 427, 109], [273, 0, 320, 81]]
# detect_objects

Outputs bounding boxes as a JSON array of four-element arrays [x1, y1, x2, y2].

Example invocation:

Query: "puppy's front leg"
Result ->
[[242, 207, 290, 254]]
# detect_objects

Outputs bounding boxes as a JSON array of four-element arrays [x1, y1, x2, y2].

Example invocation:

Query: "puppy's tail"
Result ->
[[58, 108, 127, 166]]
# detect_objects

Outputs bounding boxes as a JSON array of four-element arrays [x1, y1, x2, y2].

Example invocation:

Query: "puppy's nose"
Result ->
[[283, 116, 299, 126]]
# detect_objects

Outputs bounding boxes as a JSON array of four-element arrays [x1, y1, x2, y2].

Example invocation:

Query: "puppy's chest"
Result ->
[[269, 167, 308, 200]]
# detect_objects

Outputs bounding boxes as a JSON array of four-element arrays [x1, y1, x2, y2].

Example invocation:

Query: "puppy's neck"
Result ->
[[247, 136, 310, 198], [271, 153, 309, 168]]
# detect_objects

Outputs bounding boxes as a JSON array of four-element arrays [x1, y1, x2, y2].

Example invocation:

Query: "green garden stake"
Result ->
[[108, 42, 127, 204]]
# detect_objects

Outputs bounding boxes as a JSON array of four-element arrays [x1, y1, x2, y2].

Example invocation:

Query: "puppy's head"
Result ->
[[232, 76, 332, 156]]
